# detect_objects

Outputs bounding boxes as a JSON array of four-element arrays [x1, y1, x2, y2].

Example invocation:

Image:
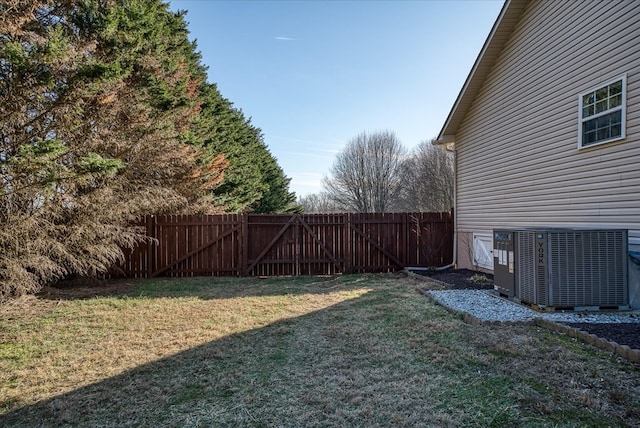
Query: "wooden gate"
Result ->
[[246, 214, 348, 276], [115, 212, 453, 278]]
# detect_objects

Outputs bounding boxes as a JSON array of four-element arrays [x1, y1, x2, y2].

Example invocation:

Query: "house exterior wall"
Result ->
[[454, 0, 640, 270]]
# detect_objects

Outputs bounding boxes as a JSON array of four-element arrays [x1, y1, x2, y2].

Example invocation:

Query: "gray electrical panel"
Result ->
[[493, 230, 515, 297], [493, 228, 628, 309]]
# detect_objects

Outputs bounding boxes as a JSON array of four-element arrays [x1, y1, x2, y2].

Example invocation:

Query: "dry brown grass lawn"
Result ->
[[1, 273, 639, 427]]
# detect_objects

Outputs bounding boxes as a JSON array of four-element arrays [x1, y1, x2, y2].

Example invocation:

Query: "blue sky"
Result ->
[[168, 0, 505, 197]]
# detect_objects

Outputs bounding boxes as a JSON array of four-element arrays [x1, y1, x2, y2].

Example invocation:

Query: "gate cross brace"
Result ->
[[246, 215, 298, 274], [298, 218, 340, 267], [351, 226, 404, 268], [151, 225, 239, 277], [246, 215, 342, 275]]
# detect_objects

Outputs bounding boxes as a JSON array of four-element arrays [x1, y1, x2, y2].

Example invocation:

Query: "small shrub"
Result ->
[[470, 274, 492, 284]]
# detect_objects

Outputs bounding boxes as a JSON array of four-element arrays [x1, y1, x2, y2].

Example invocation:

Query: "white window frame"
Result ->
[[578, 75, 626, 149]]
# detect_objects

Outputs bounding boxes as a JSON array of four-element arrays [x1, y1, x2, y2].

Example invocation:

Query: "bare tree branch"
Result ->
[[322, 130, 406, 213], [396, 140, 454, 212]]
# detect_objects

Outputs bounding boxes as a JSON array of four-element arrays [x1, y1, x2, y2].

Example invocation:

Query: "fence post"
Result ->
[[146, 215, 155, 278], [403, 213, 408, 268], [240, 213, 248, 276], [295, 215, 301, 276], [343, 213, 351, 274]]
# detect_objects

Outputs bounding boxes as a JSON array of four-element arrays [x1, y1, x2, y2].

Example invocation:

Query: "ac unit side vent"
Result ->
[[517, 231, 536, 304]]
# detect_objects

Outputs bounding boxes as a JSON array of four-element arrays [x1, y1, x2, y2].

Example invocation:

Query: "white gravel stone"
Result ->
[[426, 289, 640, 324]]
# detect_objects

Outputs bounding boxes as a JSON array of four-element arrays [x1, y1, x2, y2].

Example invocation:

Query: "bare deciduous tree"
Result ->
[[323, 131, 406, 213], [396, 140, 454, 212], [297, 192, 341, 213]]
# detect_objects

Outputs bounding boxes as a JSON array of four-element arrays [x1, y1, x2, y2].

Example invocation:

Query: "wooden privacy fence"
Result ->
[[116, 211, 453, 278]]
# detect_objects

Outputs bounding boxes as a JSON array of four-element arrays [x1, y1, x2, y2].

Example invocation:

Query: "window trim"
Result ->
[[577, 74, 626, 149]]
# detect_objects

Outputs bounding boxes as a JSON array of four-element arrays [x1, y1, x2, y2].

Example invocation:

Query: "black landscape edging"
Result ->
[[533, 318, 640, 364]]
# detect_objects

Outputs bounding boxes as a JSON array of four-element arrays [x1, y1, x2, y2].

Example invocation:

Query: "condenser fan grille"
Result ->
[[547, 231, 627, 307]]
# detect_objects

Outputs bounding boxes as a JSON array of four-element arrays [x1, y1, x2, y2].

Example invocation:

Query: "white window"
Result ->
[[578, 75, 626, 148]]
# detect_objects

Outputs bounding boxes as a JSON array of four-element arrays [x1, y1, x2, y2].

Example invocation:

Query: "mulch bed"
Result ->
[[564, 322, 640, 351], [412, 268, 494, 290], [412, 268, 640, 351]]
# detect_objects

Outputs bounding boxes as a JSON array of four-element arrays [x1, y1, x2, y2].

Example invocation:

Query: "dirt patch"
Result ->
[[39, 279, 140, 301]]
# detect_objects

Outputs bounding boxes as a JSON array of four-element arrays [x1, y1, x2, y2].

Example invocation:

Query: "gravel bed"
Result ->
[[426, 289, 640, 324]]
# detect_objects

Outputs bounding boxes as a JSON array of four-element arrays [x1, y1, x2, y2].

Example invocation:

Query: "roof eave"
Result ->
[[436, 0, 530, 143], [433, 134, 456, 145]]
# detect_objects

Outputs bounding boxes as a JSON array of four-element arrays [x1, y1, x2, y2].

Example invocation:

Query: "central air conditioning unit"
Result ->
[[493, 228, 628, 309]]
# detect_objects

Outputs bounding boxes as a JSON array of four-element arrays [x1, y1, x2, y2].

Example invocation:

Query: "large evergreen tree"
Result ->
[[195, 82, 298, 213], [0, 0, 227, 298], [252, 152, 300, 214], [1, 0, 298, 298]]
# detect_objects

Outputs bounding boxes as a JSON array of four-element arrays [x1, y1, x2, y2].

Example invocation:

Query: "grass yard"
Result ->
[[1, 273, 639, 427]]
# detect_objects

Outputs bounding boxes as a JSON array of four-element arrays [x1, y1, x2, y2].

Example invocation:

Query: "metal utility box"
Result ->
[[493, 230, 516, 297], [493, 228, 628, 309]]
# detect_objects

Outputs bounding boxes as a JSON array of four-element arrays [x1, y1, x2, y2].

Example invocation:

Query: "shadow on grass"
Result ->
[[39, 273, 379, 302], [6, 275, 636, 427], [1, 287, 434, 427]]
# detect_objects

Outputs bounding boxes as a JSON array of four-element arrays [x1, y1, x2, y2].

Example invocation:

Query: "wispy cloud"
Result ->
[[275, 36, 296, 41], [317, 148, 341, 154]]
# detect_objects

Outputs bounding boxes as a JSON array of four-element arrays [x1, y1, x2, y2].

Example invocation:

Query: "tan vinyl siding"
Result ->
[[454, 0, 640, 267]]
